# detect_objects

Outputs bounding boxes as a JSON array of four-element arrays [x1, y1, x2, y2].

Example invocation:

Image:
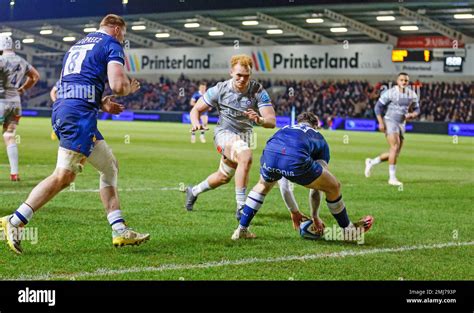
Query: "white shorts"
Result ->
[[0, 101, 21, 126], [214, 128, 254, 160], [384, 118, 405, 139]]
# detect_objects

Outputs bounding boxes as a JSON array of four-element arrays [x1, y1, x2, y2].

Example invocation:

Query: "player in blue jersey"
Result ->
[[231, 112, 374, 240], [190, 81, 207, 143], [1, 14, 149, 254]]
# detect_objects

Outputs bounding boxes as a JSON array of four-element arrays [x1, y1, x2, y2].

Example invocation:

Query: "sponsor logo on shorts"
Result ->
[[262, 162, 295, 176]]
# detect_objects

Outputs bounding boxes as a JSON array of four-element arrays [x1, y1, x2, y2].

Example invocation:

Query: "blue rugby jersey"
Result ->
[[191, 91, 203, 102], [264, 123, 330, 164], [56, 30, 125, 110]]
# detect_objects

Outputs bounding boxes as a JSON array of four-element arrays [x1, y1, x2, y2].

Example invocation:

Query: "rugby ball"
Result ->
[[299, 220, 323, 240]]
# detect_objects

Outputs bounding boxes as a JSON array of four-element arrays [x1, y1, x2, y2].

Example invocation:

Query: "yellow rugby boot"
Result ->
[[1, 215, 23, 254], [112, 227, 150, 247]]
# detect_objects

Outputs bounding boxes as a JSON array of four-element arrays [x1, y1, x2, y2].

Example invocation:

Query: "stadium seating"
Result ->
[[22, 77, 473, 123]]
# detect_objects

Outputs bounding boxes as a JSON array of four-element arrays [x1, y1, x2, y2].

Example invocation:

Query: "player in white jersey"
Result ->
[[364, 72, 420, 186], [184, 54, 276, 219], [0, 35, 40, 181]]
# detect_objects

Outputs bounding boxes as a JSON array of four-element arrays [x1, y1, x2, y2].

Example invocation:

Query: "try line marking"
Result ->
[[5, 241, 473, 280], [0, 185, 360, 195], [0, 187, 178, 195]]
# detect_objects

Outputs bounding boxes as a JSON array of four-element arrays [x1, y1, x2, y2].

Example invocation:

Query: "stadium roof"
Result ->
[[1, 0, 473, 65]]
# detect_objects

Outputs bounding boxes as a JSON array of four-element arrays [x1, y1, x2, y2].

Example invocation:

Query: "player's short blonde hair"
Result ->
[[230, 54, 253, 69], [100, 14, 127, 29]]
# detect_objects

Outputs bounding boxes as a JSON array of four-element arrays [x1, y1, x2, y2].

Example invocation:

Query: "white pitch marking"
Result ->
[[6, 241, 473, 281], [0, 186, 235, 195], [0, 187, 179, 195]]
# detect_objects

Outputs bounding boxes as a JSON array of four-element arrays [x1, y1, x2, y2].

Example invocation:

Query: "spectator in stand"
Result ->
[[21, 77, 473, 123]]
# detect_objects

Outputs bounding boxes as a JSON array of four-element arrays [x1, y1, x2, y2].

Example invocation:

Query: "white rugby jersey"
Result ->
[[0, 52, 32, 103]]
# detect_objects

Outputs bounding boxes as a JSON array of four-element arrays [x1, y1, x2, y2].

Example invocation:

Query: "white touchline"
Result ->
[[6, 241, 473, 281], [0, 187, 178, 195], [0, 164, 50, 168], [0, 186, 236, 195]]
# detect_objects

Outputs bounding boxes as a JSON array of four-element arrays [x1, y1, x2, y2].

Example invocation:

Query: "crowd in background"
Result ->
[[21, 80, 50, 102], [23, 75, 473, 123]]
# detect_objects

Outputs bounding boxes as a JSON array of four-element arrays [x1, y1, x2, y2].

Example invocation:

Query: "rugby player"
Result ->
[[1, 14, 149, 254], [231, 112, 374, 240], [185, 54, 276, 219], [364, 72, 420, 186], [0, 34, 40, 181]]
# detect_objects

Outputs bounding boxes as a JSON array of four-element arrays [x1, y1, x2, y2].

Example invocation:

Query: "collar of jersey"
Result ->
[[94, 29, 120, 44], [297, 123, 319, 133], [96, 29, 109, 35]]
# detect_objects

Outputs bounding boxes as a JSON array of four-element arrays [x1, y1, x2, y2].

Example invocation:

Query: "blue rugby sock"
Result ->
[[326, 196, 350, 228], [332, 207, 350, 228], [239, 191, 265, 227]]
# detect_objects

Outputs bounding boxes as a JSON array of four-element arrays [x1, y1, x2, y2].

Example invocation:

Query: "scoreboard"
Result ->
[[392, 49, 432, 62], [444, 56, 463, 72]]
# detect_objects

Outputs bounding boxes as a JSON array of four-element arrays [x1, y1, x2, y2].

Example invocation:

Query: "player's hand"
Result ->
[[244, 109, 262, 124], [190, 123, 209, 132], [290, 211, 310, 230], [129, 78, 141, 94], [378, 123, 385, 132], [17, 87, 25, 95], [101, 96, 125, 114], [312, 217, 326, 235], [405, 113, 416, 121]]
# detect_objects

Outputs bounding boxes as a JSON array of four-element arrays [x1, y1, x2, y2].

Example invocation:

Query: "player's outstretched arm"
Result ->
[[107, 63, 140, 96], [190, 97, 209, 131], [245, 106, 276, 128], [278, 178, 309, 230], [18, 66, 40, 95], [259, 106, 276, 128]]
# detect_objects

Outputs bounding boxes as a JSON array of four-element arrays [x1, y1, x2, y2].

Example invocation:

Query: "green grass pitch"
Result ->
[[0, 117, 472, 280]]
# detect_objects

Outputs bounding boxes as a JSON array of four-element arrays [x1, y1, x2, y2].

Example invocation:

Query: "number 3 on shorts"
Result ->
[[63, 44, 95, 76]]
